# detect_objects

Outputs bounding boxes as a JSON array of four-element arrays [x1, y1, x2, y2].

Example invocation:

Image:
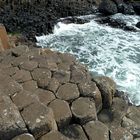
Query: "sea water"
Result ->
[[36, 13, 140, 106]]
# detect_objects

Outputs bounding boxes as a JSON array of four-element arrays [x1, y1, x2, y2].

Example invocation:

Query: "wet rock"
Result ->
[[53, 70, 70, 84], [57, 63, 70, 71], [93, 76, 116, 108], [136, 22, 140, 29], [22, 80, 38, 92], [35, 88, 56, 105], [0, 95, 27, 140], [99, 0, 118, 15], [12, 69, 32, 83], [110, 127, 133, 140], [19, 61, 38, 71], [31, 68, 52, 88], [83, 121, 109, 140], [12, 90, 38, 111], [48, 99, 72, 128], [61, 124, 88, 140], [12, 133, 35, 140], [47, 78, 60, 93], [21, 102, 57, 139], [56, 83, 80, 101], [78, 81, 102, 112], [39, 130, 70, 140], [71, 97, 97, 124]]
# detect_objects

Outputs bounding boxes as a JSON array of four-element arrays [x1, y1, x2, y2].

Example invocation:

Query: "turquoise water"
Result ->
[[37, 14, 140, 106]]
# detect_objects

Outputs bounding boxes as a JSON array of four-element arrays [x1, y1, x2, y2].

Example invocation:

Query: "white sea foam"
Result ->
[[36, 14, 140, 106]]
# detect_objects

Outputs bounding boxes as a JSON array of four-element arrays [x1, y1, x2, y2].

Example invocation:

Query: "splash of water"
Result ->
[[36, 14, 140, 106]]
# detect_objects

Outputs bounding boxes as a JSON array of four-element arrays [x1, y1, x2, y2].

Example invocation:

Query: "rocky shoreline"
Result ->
[[0, 44, 139, 140], [0, 0, 140, 41]]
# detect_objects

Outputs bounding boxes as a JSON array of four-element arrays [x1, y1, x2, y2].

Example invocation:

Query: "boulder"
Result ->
[[12, 133, 35, 140], [71, 97, 97, 124], [0, 95, 27, 140], [48, 99, 72, 128], [39, 130, 70, 140], [83, 121, 109, 140], [21, 102, 57, 139], [136, 22, 140, 29], [93, 76, 116, 108], [78, 81, 102, 112], [56, 83, 80, 101], [99, 0, 118, 15], [61, 124, 88, 140]]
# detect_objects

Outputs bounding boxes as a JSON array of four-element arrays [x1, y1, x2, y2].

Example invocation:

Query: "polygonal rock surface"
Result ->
[[93, 76, 116, 108], [39, 130, 70, 140], [48, 99, 72, 128], [22, 80, 38, 92], [19, 61, 38, 71], [47, 78, 60, 93], [12, 133, 35, 140], [39, 61, 58, 71], [53, 70, 70, 84], [35, 88, 55, 105], [0, 95, 27, 140], [2, 66, 19, 76], [78, 81, 102, 112], [12, 90, 38, 111], [122, 106, 140, 138], [12, 70, 32, 83], [70, 65, 91, 84], [11, 45, 29, 57], [110, 127, 133, 140], [56, 83, 80, 101], [31, 68, 51, 88], [21, 102, 57, 139], [71, 97, 97, 124], [83, 121, 109, 140], [61, 124, 88, 140]]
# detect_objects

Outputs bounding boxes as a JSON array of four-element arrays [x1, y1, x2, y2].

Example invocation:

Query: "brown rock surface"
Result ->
[[71, 97, 97, 124], [48, 99, 72, 128], [39, 130, 70, 140], [12, 133, 35, 140], [35, 88, 56, 105], [93, 76, 116, 108], [61, 124, 88, 140], [83, 121, 109, 140], [21, 102, 57, 139], [0, 95, 27, 140], [56, 83, 80, 101], [78, 81, 102, 112]]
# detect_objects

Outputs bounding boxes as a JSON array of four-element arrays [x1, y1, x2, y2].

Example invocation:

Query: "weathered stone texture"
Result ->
[[71, 97, 97, 124], [49, 99, 72, 128]]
